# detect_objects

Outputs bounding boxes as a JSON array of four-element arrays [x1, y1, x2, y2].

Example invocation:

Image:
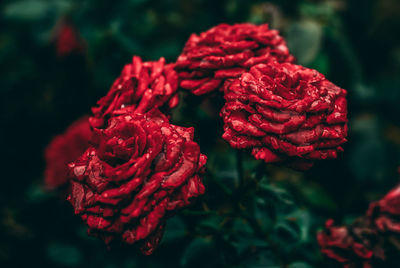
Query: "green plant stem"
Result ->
[[236, 149, 244, 188]]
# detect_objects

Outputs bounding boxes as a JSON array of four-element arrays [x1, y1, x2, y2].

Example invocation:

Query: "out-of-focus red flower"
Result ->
[[68, 108, 206, 255], [220, 63, 348, 169], [318, 184, 400, 266], [317, 219, 375, 268], [367, 185, 400, 233], [54, 21, 85, 57], [90, 56, 179, 129], [44, 116, 92, 189], [175, 23, 294, 95]]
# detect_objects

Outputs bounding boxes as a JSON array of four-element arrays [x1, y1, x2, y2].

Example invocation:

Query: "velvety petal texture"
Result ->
[[90, 56, 179, 129], [220, 62, 348, 169], [175, 23, 294, 95], [44, 116, 92, 189], [68, 108, 206, 255]]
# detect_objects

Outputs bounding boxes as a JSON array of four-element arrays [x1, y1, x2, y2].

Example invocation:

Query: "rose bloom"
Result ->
[[68, 108, 206, 255], [44, 116, 92, 189], [175, 23, 294, 95], [317, 219, 376, 268], [367, 185, 400, 233], [220, 62, 348, 169], [54, 21, 85, 57], [90, 56, 179, 129]]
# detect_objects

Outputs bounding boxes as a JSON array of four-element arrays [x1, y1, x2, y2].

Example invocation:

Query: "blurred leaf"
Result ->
[[353, 83, 376, 101], [239, 251, 279, 268], [196, 214, 225, 234], [289, 261, 314, 268], [308, 52, 330, 75], [180, 237, 220, 268], [349, 115, 389, 181], [150, 40, 182, 61], [128, 0, 148, 6], [123, 258, 138, 268], [3, 0, 72, 21], [26, 182, 54, 203], [228, 219, 269, 256], [296, 182, 337, 211], [258, 180, 295, 208], [287, 20, 322, 65], [300, 3, 335, 21], [46, 242, 82, 266], [3, 0, 50, 21], [161, 217, 186, 244]]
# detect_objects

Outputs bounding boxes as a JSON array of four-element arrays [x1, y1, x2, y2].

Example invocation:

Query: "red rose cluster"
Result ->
[[90, 56, 179, 129], [43, 22, 349, 254], [44, 116, 92, 189], [45, 55, 205, 254], [175, 23, 347, 168], [66, 56, 205, 254], [318, 185, 400, 267], [69, 109, 206, 255], [220, 63, 347, 169], [175, 23, 294, 95]]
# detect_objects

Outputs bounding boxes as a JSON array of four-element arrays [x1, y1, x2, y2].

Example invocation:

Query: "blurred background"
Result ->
[[1, 0, 400, 267]]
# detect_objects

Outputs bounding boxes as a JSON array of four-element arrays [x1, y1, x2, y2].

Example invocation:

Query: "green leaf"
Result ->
[[161, 217, 186, 244], [296, 182, 337, 211], [258, 180, 295, 208], [239, 251, 279, 268], [196, 214, 225, 234], [289, 261, 314, 268], [287, 20, 322, 65], [180, 237, 220, 268], [46, 242, 82, 266], [3, 0, 72, 21], [228, 219, 269, 256], [3, 0, 50, 21], [26, 181, 54, 203]]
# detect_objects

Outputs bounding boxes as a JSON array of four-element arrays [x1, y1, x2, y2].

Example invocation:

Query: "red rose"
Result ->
[[367, 185, 400, 233], [90, 56, 179, 129], [220, 63, 348, 169], [317, 219, 374, 268], [54, 21, 85, 57], [44, 116, 92, 189], [68, 108, 206, 255], [175, 23, 294, 95]]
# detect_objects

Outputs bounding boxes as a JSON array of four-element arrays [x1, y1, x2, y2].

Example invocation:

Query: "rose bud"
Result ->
[[317, 219, 377, 268], [68, 108, 206, 255], [53, 20, 85, 57], [44, 116, 92, 189], [367, 185, 400, 233], [175, 23, 294, 95], [90, 56, 179, 129], [220, 62, 348, 170]]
